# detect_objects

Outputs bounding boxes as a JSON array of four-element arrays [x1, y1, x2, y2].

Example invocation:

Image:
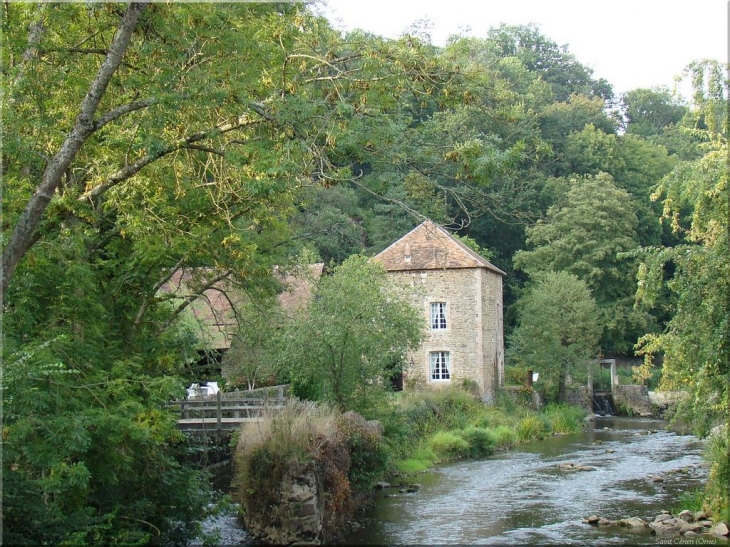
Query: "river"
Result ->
[[344, 417, 710, 545], [198, 416, 712, 545]]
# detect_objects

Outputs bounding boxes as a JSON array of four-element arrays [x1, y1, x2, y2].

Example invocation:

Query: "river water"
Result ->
[[199, 417, 713, 545], [344, 417, 711, 546]]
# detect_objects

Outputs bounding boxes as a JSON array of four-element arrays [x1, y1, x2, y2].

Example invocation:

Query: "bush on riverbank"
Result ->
[[704, 428, 730, 521], [233, 388, 589, 543]]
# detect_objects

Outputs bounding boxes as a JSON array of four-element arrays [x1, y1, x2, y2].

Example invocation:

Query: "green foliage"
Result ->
[[458, 427, 498, 458], [221, 298, 285, 390], [514, 172, 646, 353], [542, 403, 586, 434], [483, 24, 613, 102], [371, 387, 586, 470], [635, 140, 728, 435], [704, 430, 730, 520], [277, 255, 423, 413], [621, 87, 688, 137], [674, 489, 706, 514], [342, 421, 392, 491], [427, 431, 470, 459], [516, 414, 549, 442], [3, 1, 723, 540], [492, 425, 518, 449], [508, 271, 601, 402]]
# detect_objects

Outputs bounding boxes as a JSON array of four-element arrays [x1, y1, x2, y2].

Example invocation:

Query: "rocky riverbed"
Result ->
[[583, 509, 729, 542]]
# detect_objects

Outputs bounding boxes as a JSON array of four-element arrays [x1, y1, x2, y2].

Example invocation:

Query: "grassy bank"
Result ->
[[371, 387, 587, 473]]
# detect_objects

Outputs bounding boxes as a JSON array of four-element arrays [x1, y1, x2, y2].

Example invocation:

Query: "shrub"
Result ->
[[458, 427, 497, 457], [342, 419, 391, 491], [427, 431, 470, 460], [422, 387, 482, 430], [516, 414, 546, 442], [492, 425, 517, 449], [704, 428, 730, 520], [395, 446, 438, 473], [543, 403, 585, 434]]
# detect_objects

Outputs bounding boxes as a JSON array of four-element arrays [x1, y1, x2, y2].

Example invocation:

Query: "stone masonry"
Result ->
[[374, 221, 505, 402]]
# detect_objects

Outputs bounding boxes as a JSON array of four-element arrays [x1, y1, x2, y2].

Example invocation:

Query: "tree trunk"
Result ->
[[1, 2, 147, 300]]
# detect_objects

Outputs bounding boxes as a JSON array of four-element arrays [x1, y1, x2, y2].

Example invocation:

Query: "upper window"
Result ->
[[430, 302, 447, 330], [430, 351, 451, 381]]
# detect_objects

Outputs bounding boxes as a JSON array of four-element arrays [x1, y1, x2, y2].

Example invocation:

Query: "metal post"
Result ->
[[216, 390, 222, 430], [610, 360, 618, 387]]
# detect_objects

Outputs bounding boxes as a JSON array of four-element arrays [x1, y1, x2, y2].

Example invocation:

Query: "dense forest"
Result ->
[[2, 3, 727, 544]]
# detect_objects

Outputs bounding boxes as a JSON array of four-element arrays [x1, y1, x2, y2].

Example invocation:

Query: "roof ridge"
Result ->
[[374, 220, 505, 275]]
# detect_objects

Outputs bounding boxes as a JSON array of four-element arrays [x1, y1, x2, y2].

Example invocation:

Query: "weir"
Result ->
[[591, 359, 617, 415]]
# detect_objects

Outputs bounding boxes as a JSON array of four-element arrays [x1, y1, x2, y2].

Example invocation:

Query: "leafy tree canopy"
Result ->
[[513, 172, 651, 353], [276, 256, 424, 415], [508, 271, 601, 402]]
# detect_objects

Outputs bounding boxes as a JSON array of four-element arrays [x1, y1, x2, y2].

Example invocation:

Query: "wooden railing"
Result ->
[[170, 385, 289, 431]]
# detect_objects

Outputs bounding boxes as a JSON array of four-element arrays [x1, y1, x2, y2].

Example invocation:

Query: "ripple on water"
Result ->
[[347, 418, 708, 546]]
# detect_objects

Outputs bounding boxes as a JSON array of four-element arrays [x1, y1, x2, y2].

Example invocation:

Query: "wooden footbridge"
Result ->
[[169, 385, 289, 433]]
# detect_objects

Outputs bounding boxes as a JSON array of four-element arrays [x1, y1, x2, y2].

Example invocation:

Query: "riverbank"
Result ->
[[344, 417, 718, 545], [231, 386, 591, 543], [380, 386, 587, 473]]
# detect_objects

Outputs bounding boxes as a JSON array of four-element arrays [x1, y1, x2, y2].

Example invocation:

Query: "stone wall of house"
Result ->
[[479, 268, 504, 401], [387, 267, 503, 402]]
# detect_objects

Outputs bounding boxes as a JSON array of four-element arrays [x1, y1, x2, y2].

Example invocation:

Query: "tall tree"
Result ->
[[508, 271, 601, 402], [484, 23, 613, 102], [277, 256, 423, 414], [634, 141, 728, 435], [621, 87, 687, 137], [513, 172, 648, 353]]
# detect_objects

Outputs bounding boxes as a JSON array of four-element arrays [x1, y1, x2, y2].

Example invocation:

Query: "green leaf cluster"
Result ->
[[276, 256, 424, 414]]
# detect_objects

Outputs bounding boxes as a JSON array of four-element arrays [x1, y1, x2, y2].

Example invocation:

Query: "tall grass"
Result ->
[[542, 403, 585, 434], [704, 428, 730, 520], [427, 431, 470, 459], [492, 425, 517, 449], [371, 386, 589, 468], [458, 427, 497, 457], [516, 414, 547, 442], [236, 400, 341, 462]]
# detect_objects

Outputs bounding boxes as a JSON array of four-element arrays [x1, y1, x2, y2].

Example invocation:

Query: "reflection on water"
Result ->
[[345, 417, 709, 546]]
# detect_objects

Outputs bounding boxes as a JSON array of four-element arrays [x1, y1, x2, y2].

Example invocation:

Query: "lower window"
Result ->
[[429, 351, 451, 381]]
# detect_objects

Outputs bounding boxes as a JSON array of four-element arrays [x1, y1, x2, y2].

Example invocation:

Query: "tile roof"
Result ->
[[373, 220, 505, 275]]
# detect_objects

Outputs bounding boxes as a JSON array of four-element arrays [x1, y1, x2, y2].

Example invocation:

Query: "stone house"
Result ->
[[374, 221, 505, 402]]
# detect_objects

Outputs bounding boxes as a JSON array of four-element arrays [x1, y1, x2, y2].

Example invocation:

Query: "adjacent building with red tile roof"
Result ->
[[161, 263, 323, 350]]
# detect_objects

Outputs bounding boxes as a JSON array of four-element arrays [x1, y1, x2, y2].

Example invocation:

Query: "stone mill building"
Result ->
[[374, 220, 506, 402]]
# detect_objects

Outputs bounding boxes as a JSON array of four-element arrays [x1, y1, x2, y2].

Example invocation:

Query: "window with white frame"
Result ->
[[429, 351, 451, 381], [430, 301, 447, 330]]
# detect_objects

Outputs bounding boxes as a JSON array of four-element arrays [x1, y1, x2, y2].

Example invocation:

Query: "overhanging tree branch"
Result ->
[[79, 109, 265, 202], [1, 2, 148, 300]]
